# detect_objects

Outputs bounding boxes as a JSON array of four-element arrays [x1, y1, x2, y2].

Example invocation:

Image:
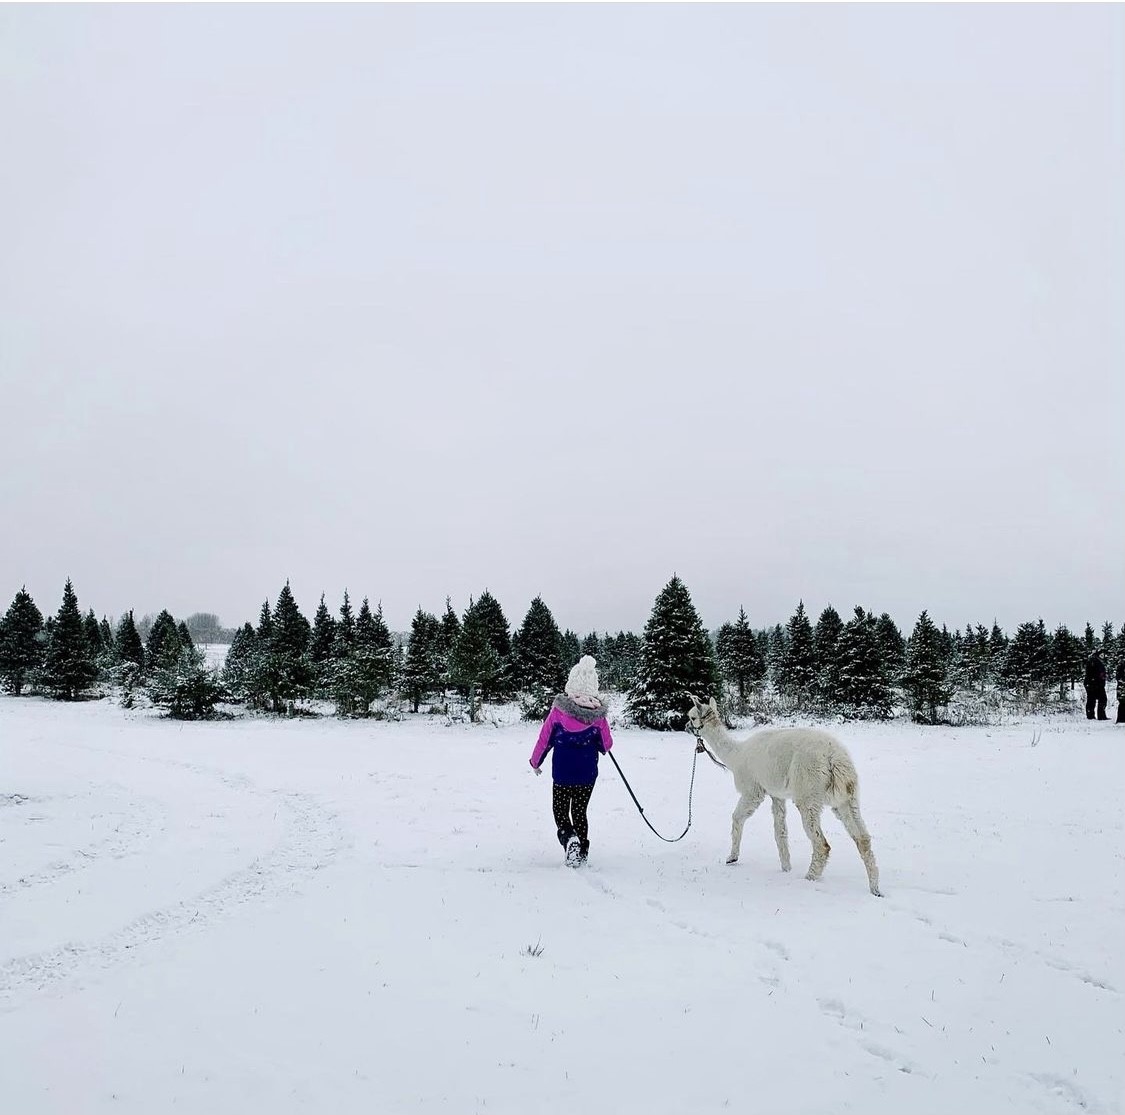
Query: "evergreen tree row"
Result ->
[[0, 579, 221, 716], [710, 602, 1122, 725], [2, 579, 1121, 728]]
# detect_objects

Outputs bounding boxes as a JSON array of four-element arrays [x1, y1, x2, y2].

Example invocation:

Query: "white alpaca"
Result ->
[[687, 695, 882, 896]]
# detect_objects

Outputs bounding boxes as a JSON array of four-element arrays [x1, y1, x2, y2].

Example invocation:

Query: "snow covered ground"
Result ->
[[1, 696, 1122, 1115]]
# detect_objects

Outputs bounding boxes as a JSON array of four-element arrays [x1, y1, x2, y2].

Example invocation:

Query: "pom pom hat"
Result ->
[[565, 655, 600, 700]]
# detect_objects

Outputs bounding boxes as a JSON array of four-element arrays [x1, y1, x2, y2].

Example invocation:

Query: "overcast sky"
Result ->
[[1, 4, 1122, 638]]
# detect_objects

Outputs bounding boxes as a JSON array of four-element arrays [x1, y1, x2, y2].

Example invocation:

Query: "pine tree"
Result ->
[[41, 579, 98, 700], [949, 623, 985, 695], [450, 597, 500, 721], [1101, 622, 1115, 655], [902, 611, 951, 723], [512, 597, 566, 719], [371, 602, 397, 695], [347, 598, 395, 715], [581, 632, 601, 659], [114, 610, 145, 669], [813, 605, 844, 704], [766, 625, 788, 691], [939, 624, 955, 667], [177, 620, 195, 651], [435, 598, 459, 689], [779, 601, 817, 707], [0, 587, 44, 695], [328, 592, 357, 716], [99, 617, 114, 655], [989, 621, 1008, 664], [392, 639, 406, 695], [402, 608, 443, 713], [1002, 620, 1051, 699], [876, 613, 906, 681], [336, 592, 355, 649], [473, 590, 513, 701], [715, 607, 765, 702], [1048, 624, 1076, 701], [244, 600, 279, 711], [836, 606, 894, 719], [308, 593, 337, 695], [222, 623, 258, 703], [627, 575, 717, 731], [1032, 619, 1052, 691], [1083, 623, 1096, 654], [145, 610, 182, 674], [271, 581, 312, 710], [83, 609, 104, 661], [600, 631, 642, 693], [560, 629, 581, 670], [947, 625, 970, 695], [148, 642, 224, 719], [438, 597, 460, 657]]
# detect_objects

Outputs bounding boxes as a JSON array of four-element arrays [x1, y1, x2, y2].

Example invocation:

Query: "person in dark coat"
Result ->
[[1084, 651, 1108, 720], [1116, 657, 1125, 724]]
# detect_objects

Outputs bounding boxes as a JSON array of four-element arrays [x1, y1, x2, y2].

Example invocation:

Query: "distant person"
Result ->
[[529, 655, 614, 867], [1084, 650, 1108, 721], [1116, 657, 1125, 725]]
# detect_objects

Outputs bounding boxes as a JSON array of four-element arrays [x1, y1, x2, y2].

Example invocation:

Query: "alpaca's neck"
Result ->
[[700, 719, 743, 764]]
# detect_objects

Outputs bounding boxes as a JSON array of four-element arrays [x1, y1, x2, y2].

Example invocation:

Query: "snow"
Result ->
[[199, 643, 229, 671], [1, 696, 1122, 1115]]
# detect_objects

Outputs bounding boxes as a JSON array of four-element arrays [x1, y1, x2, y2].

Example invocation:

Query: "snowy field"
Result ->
[[1, 695, 1122, 1115]]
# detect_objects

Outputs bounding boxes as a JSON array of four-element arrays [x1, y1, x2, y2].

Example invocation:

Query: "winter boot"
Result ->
[[578, 839, 590, 864], [565, 835, 582, 868]]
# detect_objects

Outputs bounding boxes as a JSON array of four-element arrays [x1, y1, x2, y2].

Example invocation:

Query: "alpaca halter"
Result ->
[[687, 706, 728, 770]]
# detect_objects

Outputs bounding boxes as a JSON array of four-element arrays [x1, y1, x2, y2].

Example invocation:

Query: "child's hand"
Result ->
[[533, 766, 542, 776]]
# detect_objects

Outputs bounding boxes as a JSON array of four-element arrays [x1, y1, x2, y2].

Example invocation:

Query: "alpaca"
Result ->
[[686, 695, 882, 896]]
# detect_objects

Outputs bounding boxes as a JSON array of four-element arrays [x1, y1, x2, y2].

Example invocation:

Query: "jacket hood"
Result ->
[[553, 694, 608, 724]]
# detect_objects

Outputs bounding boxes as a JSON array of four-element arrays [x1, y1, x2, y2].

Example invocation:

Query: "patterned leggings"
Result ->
[[552, 782, 595, 847]]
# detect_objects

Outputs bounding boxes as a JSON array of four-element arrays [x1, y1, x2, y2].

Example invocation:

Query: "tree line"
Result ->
[[1, 576, 1120, 727]]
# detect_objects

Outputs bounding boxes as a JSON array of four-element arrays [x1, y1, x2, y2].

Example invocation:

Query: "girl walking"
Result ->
[[529, 656, 614, 866]]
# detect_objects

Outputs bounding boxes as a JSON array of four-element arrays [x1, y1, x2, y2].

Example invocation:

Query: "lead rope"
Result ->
[[607, 720, 729, 841], [607, 746, 698, 842], [604, 714, 729, 843]]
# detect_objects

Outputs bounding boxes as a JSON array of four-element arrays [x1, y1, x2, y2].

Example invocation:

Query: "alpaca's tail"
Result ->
[[826, 751, 859, 805]]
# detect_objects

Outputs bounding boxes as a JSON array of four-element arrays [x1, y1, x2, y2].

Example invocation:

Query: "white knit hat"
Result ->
[[565, 655, 600, 700]]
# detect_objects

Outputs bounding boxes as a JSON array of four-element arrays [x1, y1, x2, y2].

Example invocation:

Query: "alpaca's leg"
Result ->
[[727, 785, 766, 864], [771, 797, 791, 872], [832, 799, 882, 896], [797, 801, 830, 881]]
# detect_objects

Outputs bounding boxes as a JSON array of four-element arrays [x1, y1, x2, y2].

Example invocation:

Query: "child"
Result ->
[[529, 655, 614, 866]]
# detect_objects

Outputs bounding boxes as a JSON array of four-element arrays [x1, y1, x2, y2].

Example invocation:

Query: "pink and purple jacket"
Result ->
[[529, 696, 614, 786]]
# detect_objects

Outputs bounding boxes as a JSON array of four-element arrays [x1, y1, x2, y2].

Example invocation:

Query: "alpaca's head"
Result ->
[[686, 694, 720, 732]]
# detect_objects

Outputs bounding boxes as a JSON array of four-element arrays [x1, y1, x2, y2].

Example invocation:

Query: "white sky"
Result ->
[[1, 4, 1122, 637]]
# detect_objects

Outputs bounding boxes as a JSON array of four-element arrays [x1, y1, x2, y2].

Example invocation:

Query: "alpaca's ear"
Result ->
[[686, 692, 699, 707], [708, 696, 719, 714]]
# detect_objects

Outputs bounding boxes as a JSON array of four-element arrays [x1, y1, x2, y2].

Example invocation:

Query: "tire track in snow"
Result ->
[[0, 787, 166, 901], [0, 736, 348, 1012], [0, 790, 342, 1012]]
